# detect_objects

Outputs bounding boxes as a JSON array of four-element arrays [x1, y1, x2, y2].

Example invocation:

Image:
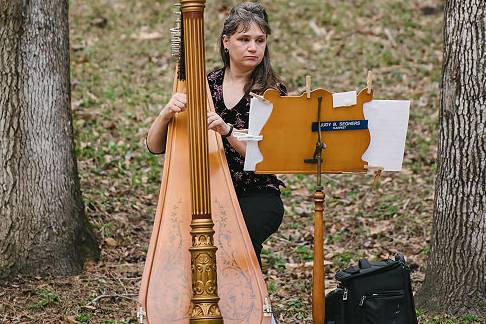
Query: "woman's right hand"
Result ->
[[159, 92, 187, 121], [147, 92, 187, 154]]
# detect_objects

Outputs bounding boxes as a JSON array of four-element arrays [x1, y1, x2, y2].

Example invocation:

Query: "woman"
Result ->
[[146, 2, 286, 267]]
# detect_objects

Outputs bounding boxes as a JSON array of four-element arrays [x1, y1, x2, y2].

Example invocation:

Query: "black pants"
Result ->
[[237, 191, 284, 268]]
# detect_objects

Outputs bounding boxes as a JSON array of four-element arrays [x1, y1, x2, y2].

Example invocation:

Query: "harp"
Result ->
[[138, 1, 273, 323]]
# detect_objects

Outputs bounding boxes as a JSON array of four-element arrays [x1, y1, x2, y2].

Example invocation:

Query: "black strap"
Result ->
[[221, 123, 234, 138]]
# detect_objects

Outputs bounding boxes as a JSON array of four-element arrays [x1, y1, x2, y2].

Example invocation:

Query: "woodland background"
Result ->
[[1, 0, 481, 323]]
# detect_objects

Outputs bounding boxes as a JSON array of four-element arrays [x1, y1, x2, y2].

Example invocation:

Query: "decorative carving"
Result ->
[[189, 218, 222, 323], [191, 303, 222, 318], [193, 234, 214, 247]]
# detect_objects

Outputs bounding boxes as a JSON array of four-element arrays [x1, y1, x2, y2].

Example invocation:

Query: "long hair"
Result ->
[[219, 2, 282, 95]]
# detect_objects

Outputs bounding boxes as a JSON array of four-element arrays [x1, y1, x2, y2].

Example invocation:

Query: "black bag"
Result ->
[[325, 253, 418, 324]]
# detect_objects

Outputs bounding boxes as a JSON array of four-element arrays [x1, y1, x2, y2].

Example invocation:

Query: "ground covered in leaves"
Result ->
[[1, 0, 483, 323]]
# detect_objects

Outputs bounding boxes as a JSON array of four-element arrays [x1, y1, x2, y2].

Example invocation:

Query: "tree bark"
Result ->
[[416, 0, 486, 316], [0, 0, 98, 279]]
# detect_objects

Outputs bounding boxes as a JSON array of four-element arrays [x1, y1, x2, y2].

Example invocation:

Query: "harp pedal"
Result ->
[[263, 297, 273, 317], [137, 306, 146, 323]]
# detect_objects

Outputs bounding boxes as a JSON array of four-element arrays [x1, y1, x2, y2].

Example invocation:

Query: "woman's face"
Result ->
[[223, 22, 267, 72]]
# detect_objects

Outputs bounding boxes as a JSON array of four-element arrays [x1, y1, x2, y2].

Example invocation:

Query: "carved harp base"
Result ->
[[189, 218, 224, 323]]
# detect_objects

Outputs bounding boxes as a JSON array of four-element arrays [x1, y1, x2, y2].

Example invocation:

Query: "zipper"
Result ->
[[358, 290, 404, 307], [359, 295, 366, 306], [343, 288, 348, 301], [369, 290, 404, 298]]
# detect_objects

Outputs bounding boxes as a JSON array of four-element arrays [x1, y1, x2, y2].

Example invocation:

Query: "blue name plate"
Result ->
[[311, 120, 368, 132]]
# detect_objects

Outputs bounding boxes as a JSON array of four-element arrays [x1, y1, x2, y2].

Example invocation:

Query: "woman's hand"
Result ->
[[159, 92, 187, 121], [207, 111, 246, 156], [207, 111, 231, 136], [147, 92, 186, 154]]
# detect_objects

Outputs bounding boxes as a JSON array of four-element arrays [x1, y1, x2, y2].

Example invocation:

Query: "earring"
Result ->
[[224, 48, 229, 54]]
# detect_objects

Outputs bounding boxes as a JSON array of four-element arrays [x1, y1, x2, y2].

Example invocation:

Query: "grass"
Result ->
[[28, 289, 60, 310], [262, 248, 287, 271], [332, 251, 364, 268]]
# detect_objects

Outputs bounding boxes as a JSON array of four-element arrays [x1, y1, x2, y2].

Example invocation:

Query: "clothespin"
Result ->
[[367, 70, 373, 94], [364, 165, 384, 188], [249, 91, 271, 105], [372, 167, 383, 187], [305, 75, 312, 99]]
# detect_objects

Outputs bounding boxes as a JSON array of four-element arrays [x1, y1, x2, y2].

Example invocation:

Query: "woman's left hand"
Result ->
[[207, 111, 231, 136]]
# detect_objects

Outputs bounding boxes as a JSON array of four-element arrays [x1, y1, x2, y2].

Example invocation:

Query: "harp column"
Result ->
[[180, 1, 224, 323]]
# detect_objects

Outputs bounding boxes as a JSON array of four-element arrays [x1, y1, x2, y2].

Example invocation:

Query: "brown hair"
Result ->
[[219, 2, 282, 94]]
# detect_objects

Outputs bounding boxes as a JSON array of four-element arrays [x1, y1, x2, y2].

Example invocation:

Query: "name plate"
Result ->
[[312, 120, 368, 132]]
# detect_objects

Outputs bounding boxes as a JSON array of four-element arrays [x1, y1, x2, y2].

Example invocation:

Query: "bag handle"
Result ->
[[358, 259, 371, 269], [394, 253, 406, 264]]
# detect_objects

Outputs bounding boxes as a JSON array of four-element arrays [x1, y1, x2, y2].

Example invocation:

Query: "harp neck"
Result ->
[[181, 0, 210, 218]]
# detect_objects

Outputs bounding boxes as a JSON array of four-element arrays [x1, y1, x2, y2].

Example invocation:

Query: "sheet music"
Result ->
[[333, 90, 357, 108], [243, 98, 273, 171], [362, 100, 411, 171]]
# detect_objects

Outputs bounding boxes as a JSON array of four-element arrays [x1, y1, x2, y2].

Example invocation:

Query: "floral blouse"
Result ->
[[207, 67, 286, 196]]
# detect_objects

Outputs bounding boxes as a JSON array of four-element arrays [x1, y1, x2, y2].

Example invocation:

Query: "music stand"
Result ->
[[243, 80, 375, 324]]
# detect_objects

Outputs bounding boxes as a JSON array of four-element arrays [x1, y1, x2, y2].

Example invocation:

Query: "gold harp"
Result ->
[[138, 1, 273, 323]]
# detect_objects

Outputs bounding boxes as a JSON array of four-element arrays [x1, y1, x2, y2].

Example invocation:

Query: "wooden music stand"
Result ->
[[250, 79, 374, 324]]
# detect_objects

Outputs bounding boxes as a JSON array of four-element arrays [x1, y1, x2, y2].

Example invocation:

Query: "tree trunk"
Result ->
[[0, 0, 99, 279], [416, 0, 486, 316]]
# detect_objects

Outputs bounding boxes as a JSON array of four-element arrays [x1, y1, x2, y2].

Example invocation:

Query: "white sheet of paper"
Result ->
[[333, 90, 357, 108], [244, 98, 273, 171], [362, 100, 411, 171]]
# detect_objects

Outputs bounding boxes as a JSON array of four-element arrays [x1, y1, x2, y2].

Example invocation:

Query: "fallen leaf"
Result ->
[[105, 237, 118, 247]]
